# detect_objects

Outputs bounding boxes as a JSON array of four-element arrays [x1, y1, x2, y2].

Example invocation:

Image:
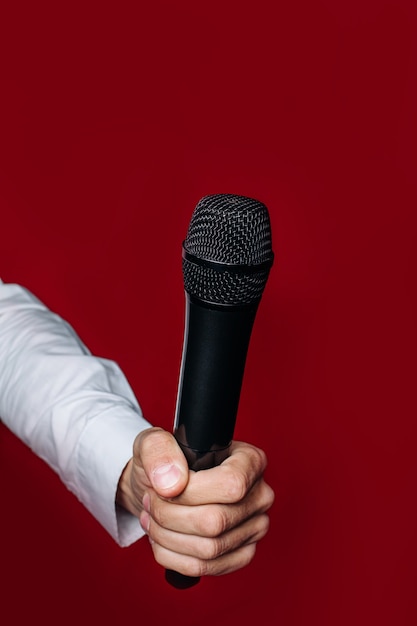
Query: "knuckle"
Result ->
[[255, 513, 271, 539], [189, 560, 208, 578], [257, 446, 268, 467], [133, 427, 165, 456], [260, 482, 275, 512], [223, 467, 248, 502], [241, 543, 257, 567], [168, 558, 207, 579], [249, 445, 268, 474], [195, 506, 229, 537], [199, 536, 227, 560], [142, 428, 169, 456]]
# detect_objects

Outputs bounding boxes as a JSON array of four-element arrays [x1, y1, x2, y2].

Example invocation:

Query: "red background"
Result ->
[[1, 1, 416, 624]]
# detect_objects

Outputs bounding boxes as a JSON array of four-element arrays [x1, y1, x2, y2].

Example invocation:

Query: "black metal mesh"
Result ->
[[183, 194, 273, 305]]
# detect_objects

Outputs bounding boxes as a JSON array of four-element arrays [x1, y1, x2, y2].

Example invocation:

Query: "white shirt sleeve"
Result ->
[[0, 279, 151, 546]]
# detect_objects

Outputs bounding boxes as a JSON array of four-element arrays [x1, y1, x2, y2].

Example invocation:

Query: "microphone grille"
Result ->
[[185, 194, 272, 264], [182, 194, 273, 306]]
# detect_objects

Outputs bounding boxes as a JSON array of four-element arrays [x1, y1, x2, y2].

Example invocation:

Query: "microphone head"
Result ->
[[182, 194, 274, 306]]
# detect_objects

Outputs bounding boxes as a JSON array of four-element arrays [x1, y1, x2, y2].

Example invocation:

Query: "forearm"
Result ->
[[0, 280, 150, 545]]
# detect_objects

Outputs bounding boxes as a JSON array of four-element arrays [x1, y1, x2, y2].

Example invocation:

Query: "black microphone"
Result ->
[[165, 193, 274, 589]]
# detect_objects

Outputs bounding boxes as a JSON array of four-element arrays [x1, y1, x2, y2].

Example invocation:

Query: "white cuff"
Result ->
[[74, 407, 150, 546]]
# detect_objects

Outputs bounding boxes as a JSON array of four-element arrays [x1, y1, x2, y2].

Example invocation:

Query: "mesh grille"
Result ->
[[183, 194, 273, 305]]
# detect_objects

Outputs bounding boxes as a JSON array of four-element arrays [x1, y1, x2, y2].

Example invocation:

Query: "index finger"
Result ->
[[172, 441, 268, 506]]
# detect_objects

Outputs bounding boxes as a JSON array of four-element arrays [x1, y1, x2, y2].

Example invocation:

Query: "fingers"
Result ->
[[148, 514, 269, 560], [150, 532, 262, 578], [139, 475, 274, 577], [145, 509, 270, 563], [168, 440, 269, 506], [142, 478, 274, 536]]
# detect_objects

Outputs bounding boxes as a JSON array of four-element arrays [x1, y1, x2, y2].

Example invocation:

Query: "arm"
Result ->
[[0, 279, 151, 546], [0, 280, 275, 574]]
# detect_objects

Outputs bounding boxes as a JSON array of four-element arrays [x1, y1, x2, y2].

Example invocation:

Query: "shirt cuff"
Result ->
[[73, 406, 152, 546]]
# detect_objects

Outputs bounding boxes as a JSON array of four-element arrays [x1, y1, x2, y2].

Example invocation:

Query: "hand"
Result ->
[[117, 427, 274, 577]]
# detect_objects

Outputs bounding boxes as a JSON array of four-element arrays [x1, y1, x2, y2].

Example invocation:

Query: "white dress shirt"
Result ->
[[0, 279, 151, 546]]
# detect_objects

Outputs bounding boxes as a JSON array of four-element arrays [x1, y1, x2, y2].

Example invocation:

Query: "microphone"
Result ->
[[165, 193, 274, 589]]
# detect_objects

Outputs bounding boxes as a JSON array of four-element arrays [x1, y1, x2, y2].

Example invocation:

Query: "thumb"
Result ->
[[135, 427, 189, 498]]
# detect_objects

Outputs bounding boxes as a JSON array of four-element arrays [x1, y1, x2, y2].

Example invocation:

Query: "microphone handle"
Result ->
[[165, 296, 259, 589]]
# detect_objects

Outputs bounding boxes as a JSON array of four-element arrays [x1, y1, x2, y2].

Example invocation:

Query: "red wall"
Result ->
[[1, 2, 416, 624]]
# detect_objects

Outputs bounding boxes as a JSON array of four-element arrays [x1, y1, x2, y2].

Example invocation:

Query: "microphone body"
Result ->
[[165, 194, 274, 589], [173, 295, 258, 470]]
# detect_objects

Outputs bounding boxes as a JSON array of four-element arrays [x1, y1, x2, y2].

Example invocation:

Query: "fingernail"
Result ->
[[152, 463, 181, 489], [140, 511, 150, 533], [142, 492, 150, 513]]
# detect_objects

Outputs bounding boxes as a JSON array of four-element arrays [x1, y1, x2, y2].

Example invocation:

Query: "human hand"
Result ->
[[116, 427, 275, 577]]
